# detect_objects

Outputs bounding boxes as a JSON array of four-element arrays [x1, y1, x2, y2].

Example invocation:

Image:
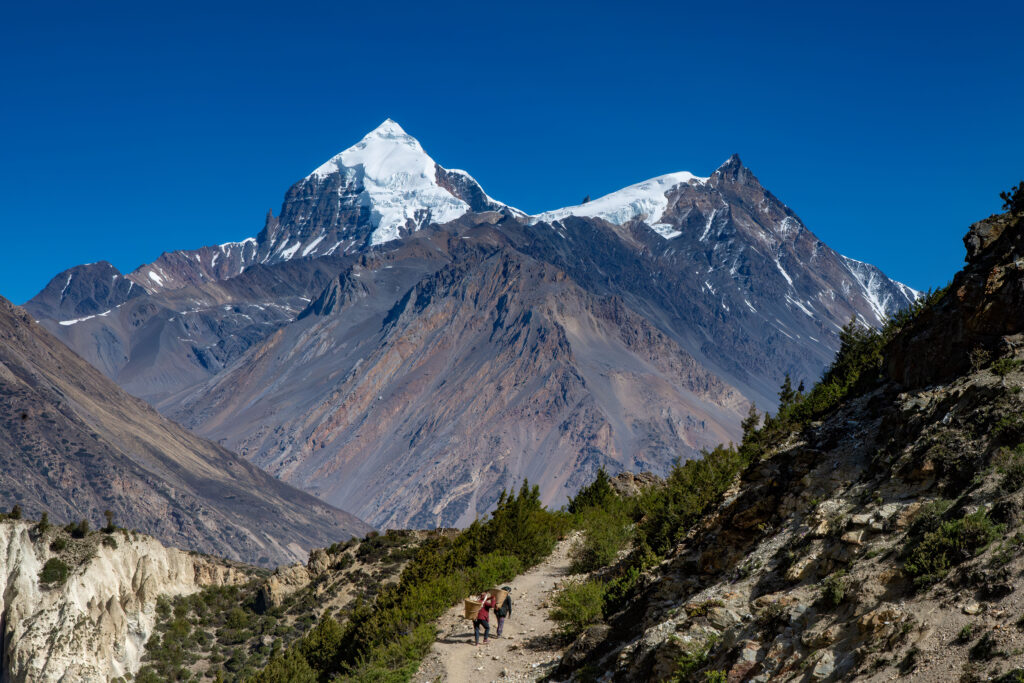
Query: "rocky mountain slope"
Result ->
[[547, 203, 1024, 681], [167, 226, 746, 528], [0, 295, 371, 566], [0, 518, 250, 682], [24, 121, 918, 528]]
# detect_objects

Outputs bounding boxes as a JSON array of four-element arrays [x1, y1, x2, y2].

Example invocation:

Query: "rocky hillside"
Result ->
[[0, 295, 371, 566], [544, 202, 1024, 681], [0, 518, 250, 682], [24, 121, 917, 529]]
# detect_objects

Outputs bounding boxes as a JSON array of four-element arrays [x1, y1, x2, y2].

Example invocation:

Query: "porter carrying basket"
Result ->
[[488, 588, 509, 609], [463, 599, 483, 620]]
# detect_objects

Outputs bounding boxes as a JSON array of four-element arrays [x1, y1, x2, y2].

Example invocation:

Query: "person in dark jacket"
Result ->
[[473, 592, 495, 645], [495, 586, 512, 637]]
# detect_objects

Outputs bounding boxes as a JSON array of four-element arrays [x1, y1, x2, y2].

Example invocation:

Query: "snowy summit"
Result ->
[[308, 119, 474, 245]]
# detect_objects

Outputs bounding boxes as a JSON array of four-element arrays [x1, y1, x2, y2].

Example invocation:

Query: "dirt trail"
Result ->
[[414, 535, 579, 683]]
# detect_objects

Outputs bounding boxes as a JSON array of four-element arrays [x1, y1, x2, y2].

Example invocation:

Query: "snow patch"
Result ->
[[774, 258, 793, 287], [58, 307, 115, 326], [840, 255, 921, 323], [148, 271, 164, 286], [59, 274, 73, 300], [785, 294, 815, 318], [700, 209, 718, 241], [278, 241, 301, 260], [532, 172, 707, 231], [301, 235, 326, 257]]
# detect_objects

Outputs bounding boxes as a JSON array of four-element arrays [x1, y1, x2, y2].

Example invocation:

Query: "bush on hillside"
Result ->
[[39, 558, 69, 585], [570, 506, 633, 574], [635, 444, 748, 560], [904, 510, 1003, 587], [568, 467, 616, 514], [551, 578, 606, 637]]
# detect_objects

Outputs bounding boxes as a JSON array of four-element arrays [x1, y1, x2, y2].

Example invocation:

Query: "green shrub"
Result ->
[[602, 565, 642, 616], [570, 506, 633, 573], [297, 615, 343, 673], [821, 570, 848, 608], [992, 358, 1023, 378], [550, 579, 606, 637], [635, 444, 748, 560], [249, 650, 318, 683], [70, 519, 89, 539], [907, 499, 954, 539], [904, 510, 1004, 587], [667, 634, 720, 682], [996, 445, 1024, 492], [568, 467, 616, 514], [49, 537, 67, 553], [467, 552, 522, 589], [39, 558, 69, 585]]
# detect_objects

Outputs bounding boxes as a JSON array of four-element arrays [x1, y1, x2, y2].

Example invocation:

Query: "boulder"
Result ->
[[254, 564, 311, 612]]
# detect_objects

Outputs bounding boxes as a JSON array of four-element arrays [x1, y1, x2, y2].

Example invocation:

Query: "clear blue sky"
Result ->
[[1, 0, 1021, 304]]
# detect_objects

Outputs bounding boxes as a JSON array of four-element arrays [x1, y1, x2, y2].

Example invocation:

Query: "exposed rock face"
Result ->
[[23, 123, 917, 529], [0, 295, 371, 566], [0, 520, 247, 682], [889, 211, 1024, 388]]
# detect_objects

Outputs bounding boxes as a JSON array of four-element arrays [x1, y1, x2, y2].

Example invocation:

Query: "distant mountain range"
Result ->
[[0, 296, 370, 566], [24, 120, 918, 528]]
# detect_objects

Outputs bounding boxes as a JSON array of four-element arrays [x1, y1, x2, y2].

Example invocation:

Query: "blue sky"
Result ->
[[1, 0, 1021, 304]]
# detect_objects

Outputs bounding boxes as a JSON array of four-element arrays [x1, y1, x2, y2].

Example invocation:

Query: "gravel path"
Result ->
[[413, 535, 579, 683]]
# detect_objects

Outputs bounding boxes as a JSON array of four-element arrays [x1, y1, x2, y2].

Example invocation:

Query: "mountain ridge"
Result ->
[[0, 294, 371, 565], [23, 121, 919, 529]]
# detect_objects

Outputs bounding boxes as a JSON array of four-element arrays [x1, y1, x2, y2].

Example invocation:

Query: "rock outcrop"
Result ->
[[0, 520, 247, 682]]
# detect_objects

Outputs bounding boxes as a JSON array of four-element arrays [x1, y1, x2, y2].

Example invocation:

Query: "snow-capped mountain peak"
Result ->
[[304, 119, 484, 245], [308, 118, 427, 180], [531, 171, 707, 238]]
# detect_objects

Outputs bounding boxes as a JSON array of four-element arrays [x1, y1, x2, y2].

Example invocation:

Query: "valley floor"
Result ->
[[414, 535, 579, 683]]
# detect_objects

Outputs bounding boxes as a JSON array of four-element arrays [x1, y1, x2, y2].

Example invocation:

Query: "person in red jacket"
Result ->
[[473, 592, 495, 645]]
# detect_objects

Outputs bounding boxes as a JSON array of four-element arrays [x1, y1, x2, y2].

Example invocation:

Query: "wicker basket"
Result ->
[[463, 599, 483, 620], [489, 588, 509, 608]]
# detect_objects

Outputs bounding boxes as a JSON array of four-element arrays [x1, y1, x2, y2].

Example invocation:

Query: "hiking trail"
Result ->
[[414, 534, 580, 682]]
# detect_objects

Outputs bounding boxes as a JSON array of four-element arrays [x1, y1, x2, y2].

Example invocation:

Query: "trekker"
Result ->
[[495, 585, 512, 637], [473, 592, 495, 645]]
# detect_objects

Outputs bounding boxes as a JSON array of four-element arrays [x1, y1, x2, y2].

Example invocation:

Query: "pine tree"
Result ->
[[1001, 181, 1024, 215], [37, 511, 50, 533], [9, 504, 21, 520], [740, 403, 760, 440], [103, 510, 115, 533], [778, 373, 798, 409]]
